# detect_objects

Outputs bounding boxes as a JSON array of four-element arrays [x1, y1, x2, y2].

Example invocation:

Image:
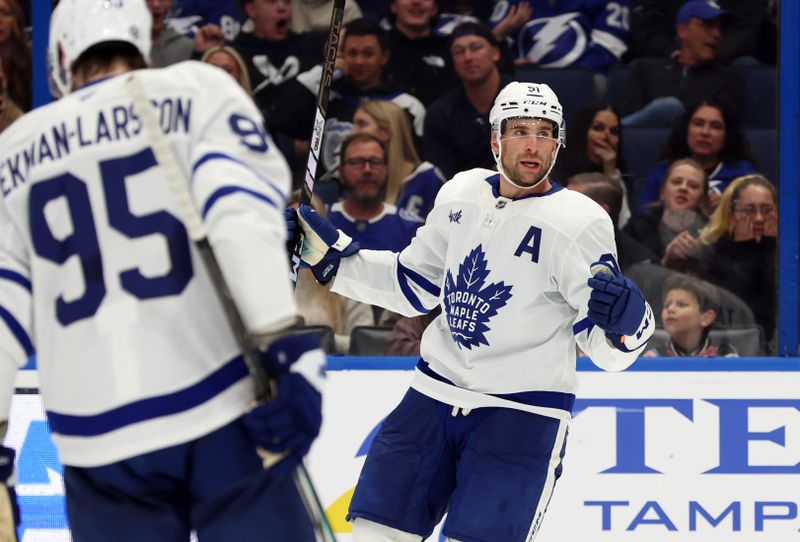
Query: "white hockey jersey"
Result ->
[[0, 62, 296, 466], [333, 169, 653, 420]]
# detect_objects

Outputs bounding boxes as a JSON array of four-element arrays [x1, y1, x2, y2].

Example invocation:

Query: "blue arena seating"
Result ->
[[745, 128, 778, 183], [606, 63, 630, 113], [736, 66, 777, 128], [620, 126, 671, 201], [514, 66, 597, 122]]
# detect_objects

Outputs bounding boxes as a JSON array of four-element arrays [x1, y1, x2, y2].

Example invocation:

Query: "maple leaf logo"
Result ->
[[443, 245, 513, 350]]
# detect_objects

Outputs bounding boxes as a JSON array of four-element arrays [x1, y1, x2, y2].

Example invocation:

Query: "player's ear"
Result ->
[[490, 131, 500, 155]]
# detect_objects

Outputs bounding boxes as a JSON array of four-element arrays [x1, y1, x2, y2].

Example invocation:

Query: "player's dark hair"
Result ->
[[343, 18, 390, 52], [662, 274, 720, 315], [71, 41, 147, 88], [339, 132, 388, 163], [566, 172, 623, 224]]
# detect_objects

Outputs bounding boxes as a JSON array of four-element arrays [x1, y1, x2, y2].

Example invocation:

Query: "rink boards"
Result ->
[[7, 357, 800, 541]]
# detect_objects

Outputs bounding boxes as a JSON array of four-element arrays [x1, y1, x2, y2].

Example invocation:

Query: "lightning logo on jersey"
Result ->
[[521, 13, 586, 67], [444, 246, 512, 350]]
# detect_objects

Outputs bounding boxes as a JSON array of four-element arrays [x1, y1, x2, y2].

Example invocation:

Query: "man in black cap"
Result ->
[[620, 0, 744, 127], [422, 21, 513, 180]]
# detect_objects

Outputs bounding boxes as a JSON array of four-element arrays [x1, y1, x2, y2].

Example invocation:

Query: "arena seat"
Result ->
[[624, 263, 756, 328], [514, 66, 596, 122], [745, 128, 778, 183], [736, 65, 777, 128], [647, 326, 764, 357], [620, 126, 671, 200], [349, 326, 394, 356], [606, 63, 630, 113]]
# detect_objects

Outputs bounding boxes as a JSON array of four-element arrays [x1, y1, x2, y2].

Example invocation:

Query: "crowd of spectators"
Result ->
[[17, 0, 780, 354]]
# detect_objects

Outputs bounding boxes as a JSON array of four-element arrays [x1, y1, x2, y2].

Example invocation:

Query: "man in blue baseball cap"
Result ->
[[675, 0, 727, 26], [619, 0, 743, 127], [674, 0, 726, 66]]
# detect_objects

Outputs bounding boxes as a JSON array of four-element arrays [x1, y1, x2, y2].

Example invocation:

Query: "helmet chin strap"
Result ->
[[492, 134, 561, 192]]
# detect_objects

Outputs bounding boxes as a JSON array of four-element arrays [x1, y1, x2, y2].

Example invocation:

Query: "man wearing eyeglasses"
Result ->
[[329, 133, 424, 253]]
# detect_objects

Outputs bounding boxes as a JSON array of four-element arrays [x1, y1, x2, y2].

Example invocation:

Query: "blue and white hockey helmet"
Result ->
[[489, 82, 566, 148], [48, 0, 152, 95]]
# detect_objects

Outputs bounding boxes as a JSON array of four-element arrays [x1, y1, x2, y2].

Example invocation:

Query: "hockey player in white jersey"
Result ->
[[290, 81, 654, 541], [0, 1, 325, 540]]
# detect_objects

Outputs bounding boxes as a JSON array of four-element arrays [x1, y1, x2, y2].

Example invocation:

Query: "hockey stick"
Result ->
[[125, 75, 337, 542], [290, 0, 346, 282]]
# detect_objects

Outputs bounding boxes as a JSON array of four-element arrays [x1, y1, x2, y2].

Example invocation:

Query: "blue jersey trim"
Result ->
[[573, 317, 594, 335], [192, 152, 285, 202], [398, 261, 441, 298], [0, 269, 32, 292], [486, 174, 564, 200], [417, 359, 576, 412], [46, 355, 249, 437], [202, 186, 278, 219], [396, 259, 431, 314], [0, 306, 34, 356]]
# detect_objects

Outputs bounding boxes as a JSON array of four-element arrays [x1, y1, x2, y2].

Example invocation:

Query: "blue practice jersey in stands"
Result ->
[[396, 162, 446, 219], [329, 202, 424, 253]]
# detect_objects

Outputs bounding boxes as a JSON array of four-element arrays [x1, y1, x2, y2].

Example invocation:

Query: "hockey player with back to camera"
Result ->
[[0, 0, 326, 540], [289, 81, 655, 541]]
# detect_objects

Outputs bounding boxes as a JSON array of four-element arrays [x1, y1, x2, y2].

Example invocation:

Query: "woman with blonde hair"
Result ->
[[696, 174, 777, 347], [201, 45, 253, 95], [352, 100, 445, 219]]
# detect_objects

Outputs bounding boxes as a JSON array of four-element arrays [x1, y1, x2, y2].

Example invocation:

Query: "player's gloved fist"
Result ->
[[587, 261, 647, 337], [296, 204, 360, 284], [242, 332, 325, 475], [0, 445, 20, 542]]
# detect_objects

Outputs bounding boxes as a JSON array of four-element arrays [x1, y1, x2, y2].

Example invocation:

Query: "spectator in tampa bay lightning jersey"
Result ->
[[489, 0, 630, 72], [0, 1, 325, 540], [290, 81, 654, 542], [330, 133, 424, 252], [352, 100, 445, 219], [232, 0, 326, 130]]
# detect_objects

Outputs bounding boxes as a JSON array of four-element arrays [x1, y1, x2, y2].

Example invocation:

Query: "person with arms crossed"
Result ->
[[290, 81, 654, 541], [0, 1, 324, 540]]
